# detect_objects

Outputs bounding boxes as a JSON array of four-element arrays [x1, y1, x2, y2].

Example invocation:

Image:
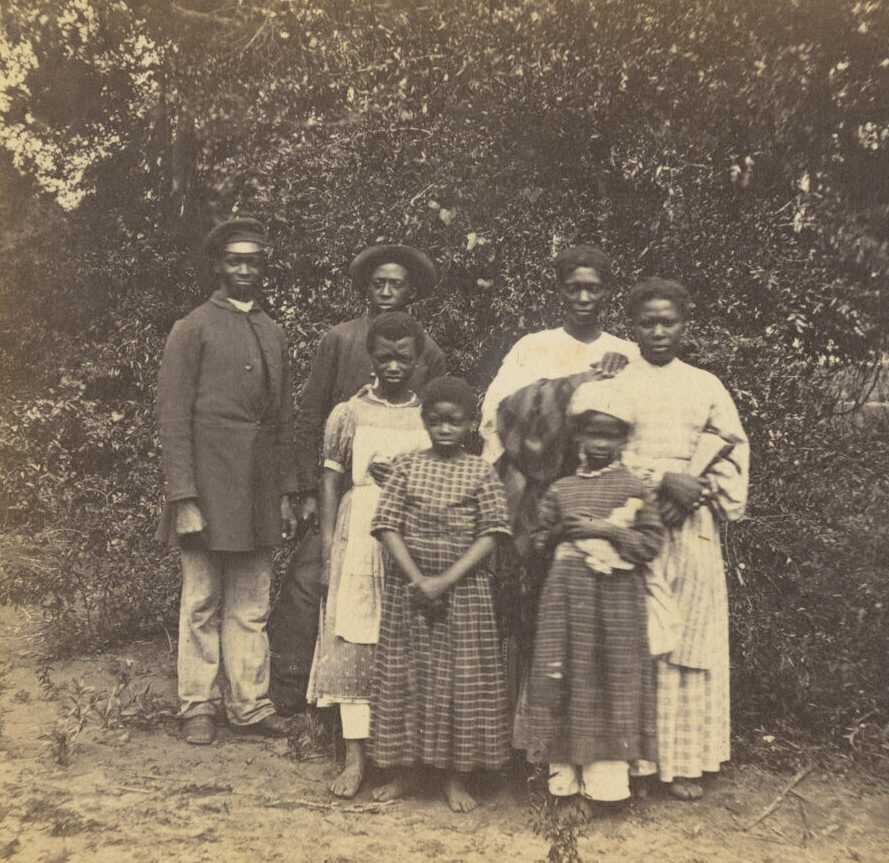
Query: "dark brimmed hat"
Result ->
[[553, 244, 612, 285], [349, 244, 437, 299], [204, 217, 269, 258]]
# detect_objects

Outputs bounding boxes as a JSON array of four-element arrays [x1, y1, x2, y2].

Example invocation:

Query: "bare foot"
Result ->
[[372, 769, 415, 802], [444, 773, 477, 813], [668, 778, 703, 801], [556, 795, 594, 826], [330, 739, 365, 798]]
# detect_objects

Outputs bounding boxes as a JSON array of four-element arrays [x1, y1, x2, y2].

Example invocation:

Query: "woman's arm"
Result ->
[[415, 535, 500, 601], [319, 467, 342, 573]]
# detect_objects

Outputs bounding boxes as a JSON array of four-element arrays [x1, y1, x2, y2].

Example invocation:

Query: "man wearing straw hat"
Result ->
[[269, 244, 446, 716], [157, 217, 299, 745]]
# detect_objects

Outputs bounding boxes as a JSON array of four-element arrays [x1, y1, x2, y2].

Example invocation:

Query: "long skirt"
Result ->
[[368, 569, 511, 773], [515, 557, 657, 767]]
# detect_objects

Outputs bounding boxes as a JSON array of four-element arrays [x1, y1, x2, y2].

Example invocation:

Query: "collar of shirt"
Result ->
[[227, 297, 255, 313]]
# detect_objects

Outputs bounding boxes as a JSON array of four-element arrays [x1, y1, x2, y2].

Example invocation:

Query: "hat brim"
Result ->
[[204, 218, 269, 257], [349, 244, 437, 299]]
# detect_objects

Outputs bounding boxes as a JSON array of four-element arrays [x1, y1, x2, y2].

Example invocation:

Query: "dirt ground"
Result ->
[[1, 606, 887, 863]]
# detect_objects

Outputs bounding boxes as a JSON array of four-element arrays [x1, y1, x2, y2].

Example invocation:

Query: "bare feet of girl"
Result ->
[[372, 769, 416, 802], [444, 773, 477, 813], [330, 739, 365, 798], [668, 778, 703, 801]]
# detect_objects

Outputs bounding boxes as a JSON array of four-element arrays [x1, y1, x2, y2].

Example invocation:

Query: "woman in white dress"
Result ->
[[619, 277, 749, 801]]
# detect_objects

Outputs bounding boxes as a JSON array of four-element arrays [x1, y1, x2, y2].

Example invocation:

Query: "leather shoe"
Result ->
[[182, 715, 216, 745], [237, 713, 291, 738]]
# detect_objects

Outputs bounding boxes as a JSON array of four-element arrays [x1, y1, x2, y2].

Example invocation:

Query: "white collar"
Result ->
[[227, 297, 255, 313]]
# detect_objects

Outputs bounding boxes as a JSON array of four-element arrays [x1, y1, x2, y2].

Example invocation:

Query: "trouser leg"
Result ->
[[220, 549, 276, 726], [269, 531, 323, 712], [178, 548, 224, 719], [339, 702, 371, 740]]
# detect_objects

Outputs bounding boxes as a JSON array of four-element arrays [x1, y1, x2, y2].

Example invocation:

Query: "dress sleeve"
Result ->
[[702, 379, 749, 523], [370, 455, 410, 535], [479, 338, 529, 464], [609, 492, 664, 565], [475, 464, 512, 539], [530, 486, 561, 555], [293, 329, 340, 491], [321, 401, 355, 475]]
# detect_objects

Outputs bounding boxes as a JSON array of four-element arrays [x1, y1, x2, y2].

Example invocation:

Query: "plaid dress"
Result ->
[[518, 465, 663, 766], [369, 450, 512, 773]]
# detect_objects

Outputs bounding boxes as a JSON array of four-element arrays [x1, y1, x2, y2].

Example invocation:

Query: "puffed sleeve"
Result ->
[[479, 337, 530, 464], [530, 485, 562, 555], [703, 379, 749, 523], [321, 401, 355, 475], [370, 454, 410, 536], [475, 463, 512, 539]]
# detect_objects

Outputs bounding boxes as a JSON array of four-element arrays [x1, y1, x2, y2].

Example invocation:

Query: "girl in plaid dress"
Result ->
[[369, 376, 512, 813], [521, 380, 663, 823]]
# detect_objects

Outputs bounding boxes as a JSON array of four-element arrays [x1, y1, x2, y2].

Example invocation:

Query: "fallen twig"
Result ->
[[259, 796, 400, 815], [742, 764, 814, 832]]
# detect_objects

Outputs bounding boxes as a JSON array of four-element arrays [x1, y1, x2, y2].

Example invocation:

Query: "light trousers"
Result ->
[[339, 702, 371, 740], [178, 547, 276, 726], [548, 760, 630, 802]]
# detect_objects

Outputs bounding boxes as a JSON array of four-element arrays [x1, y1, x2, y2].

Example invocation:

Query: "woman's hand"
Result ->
[[561, 512, 617, 541], [658, 472, 705, 527]]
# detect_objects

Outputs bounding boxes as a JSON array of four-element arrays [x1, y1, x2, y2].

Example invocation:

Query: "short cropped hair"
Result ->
[[366, 311, 426, 354], [420, 376, 477, 417], [626, 277, 690, 320], [554, 244, 612, 286]]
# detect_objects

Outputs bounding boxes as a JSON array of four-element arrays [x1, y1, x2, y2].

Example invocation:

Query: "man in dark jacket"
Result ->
[[157, 218, 299, 745], [269, 244, 446, 715]]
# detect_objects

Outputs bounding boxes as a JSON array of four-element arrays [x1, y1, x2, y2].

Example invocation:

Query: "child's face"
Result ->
[[574, 411, 628, 469], [369, 335, 418, 395], [423, 400, 472, 453]]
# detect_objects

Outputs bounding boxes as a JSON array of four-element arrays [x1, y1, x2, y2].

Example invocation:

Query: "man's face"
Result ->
[[366, 263, 415, 311], [633, 298, 685, 365], [215, 248, 265, 302], [559, 266, 609, 331]]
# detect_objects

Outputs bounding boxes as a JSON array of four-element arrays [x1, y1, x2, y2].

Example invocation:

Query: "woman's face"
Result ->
[[366, 263, 415, 311], [633, 298, 685, 365], [559, 266, 609, 331]]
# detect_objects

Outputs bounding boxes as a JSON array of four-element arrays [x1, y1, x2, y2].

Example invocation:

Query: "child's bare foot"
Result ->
[[372, 769, 415, 802], [444, 773, 477, 813], [667, 778, 703, 801], [330, 739, 365, 798], [555, 795, 594, 825]]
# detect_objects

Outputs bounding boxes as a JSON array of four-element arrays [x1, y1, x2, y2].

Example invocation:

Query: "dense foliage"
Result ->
[[1, 0, 887, 748]]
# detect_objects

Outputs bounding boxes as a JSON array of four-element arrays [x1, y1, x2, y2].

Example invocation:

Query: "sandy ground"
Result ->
[[1, 606, 887, 863]]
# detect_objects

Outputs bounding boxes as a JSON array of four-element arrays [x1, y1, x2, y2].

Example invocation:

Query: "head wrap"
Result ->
[[568, 378, 635, 426], [349, 244, 437, 299], [553, 244, 612, 286], [204, 217, 269, 259]]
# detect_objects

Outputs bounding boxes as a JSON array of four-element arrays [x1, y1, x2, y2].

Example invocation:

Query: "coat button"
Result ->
[[245, 363, 253, 371]]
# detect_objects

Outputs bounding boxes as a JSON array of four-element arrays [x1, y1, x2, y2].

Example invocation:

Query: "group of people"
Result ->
[[157, 218, 749, 819]]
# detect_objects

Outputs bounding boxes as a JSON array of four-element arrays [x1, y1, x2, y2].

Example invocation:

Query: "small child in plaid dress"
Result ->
[[521, 379, 663, 824], [369, 376, 512, 813]]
